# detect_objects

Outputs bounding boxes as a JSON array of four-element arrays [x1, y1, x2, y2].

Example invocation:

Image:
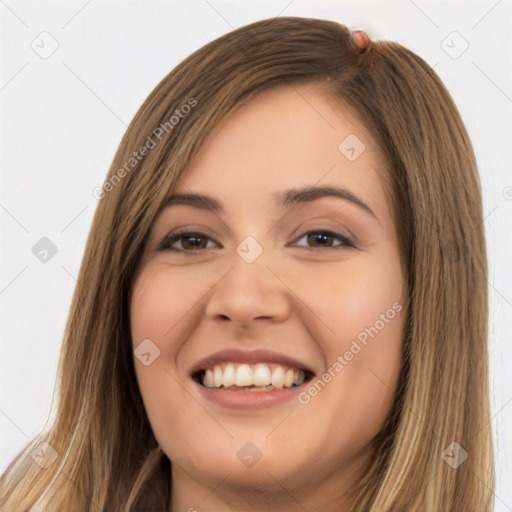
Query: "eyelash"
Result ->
[[157, 228, 357, 255]]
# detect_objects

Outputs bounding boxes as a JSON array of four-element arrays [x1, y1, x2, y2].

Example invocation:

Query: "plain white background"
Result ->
[[1, 0, 511, 509]]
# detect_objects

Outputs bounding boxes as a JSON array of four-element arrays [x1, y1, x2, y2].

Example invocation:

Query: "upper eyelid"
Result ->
[[158, 227, 356, 251], [155, 215, 357, 241]]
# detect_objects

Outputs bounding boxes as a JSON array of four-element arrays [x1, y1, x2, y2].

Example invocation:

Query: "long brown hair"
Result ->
[[1, 16, 494, 511]]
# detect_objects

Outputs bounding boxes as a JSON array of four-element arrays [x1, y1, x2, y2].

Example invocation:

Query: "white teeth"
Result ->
[[253, 363, 272, 386], [235, 364, 253, 386], [271, 366, 285, 388], [223, 363, 236, 387], [199, 362, 307, 390], [204, 369, 214, 388], [213, 365, 223, 387], [284, 368, 295, 387]]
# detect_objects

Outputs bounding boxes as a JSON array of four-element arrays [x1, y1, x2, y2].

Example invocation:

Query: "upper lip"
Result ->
[[189, 348, 316, 377]]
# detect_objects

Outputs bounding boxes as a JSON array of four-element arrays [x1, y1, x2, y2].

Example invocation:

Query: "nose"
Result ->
[[204, 250, 292, 328]]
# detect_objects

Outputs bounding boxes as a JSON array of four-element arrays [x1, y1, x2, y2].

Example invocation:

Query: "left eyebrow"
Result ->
[[161, 185, 378, 221], [273, 185, 377, 221]]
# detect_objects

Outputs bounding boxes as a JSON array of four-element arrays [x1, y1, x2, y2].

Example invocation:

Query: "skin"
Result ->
[[130, 82, 406, 511]]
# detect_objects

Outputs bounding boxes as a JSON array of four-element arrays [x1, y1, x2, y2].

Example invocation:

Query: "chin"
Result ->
[[172, 439, 306, 488]]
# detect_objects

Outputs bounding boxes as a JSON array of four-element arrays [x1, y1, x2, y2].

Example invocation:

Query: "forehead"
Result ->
[[174, 83, 390, 219]]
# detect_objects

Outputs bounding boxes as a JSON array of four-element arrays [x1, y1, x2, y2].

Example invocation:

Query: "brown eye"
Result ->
[[293, 230, 356, 250], [157, 228, 356, 255], [158, 231, 218, 254]]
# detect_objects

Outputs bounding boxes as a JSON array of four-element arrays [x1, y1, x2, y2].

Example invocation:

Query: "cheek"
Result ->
[[130, 262, 225, 368], [295, 252, 404, 443], [297, 250, 404, 347], [129, 266, 198, 421], [129, 266, 206, 466], [130, 264, 199, 346]]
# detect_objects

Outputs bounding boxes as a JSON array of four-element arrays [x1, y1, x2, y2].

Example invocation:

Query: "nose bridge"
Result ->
[[222, 236, 276, 298], [204, 237, 291, 325], [235, 234, 266, 265]]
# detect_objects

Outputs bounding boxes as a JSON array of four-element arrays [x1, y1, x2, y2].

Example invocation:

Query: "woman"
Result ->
[[0, 16, 494, 511]]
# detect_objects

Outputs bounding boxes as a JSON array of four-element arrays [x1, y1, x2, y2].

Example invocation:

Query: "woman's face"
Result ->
[[130, 83, 406, 508]]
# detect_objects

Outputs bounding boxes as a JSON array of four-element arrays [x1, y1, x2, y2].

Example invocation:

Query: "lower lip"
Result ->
[[193, 379, 309, 409]]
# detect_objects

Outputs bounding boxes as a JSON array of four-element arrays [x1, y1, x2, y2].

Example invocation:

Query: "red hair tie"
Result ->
[[348, 29, 372, 54]]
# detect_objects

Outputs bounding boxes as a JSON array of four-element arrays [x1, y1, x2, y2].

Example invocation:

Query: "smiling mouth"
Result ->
[[192, 361, 315, 391]]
